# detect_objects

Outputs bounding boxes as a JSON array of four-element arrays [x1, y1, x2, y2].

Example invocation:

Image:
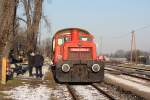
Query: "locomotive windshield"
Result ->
[[80, 36, 92, 41]]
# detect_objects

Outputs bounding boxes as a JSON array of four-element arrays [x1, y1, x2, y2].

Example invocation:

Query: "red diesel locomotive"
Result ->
[[51, 28, 104, 83]]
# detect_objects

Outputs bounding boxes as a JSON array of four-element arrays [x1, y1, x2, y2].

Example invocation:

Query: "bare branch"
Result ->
[[16, 17, 27, 23]]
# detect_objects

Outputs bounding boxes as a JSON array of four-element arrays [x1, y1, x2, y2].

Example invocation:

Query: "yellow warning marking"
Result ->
[[1, 57, 7, 84]]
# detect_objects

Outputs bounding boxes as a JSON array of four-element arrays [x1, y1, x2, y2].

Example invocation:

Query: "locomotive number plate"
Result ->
[[70, 48, 90, 52]]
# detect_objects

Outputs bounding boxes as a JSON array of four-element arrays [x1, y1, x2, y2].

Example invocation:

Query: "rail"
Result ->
[[66, 84, 78, 100], [92, 84, 115, 100], [105, 65, 150, 81]]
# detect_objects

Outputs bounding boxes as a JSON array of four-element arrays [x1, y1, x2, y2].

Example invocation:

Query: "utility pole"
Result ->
[[130, 30, 137, 64]]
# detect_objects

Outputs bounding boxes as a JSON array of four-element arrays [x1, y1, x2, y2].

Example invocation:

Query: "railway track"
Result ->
[[105, 65, 150, 81], [66, 84, 115, 100], [66, 84, 78, 100], [106, 64, 150, 75], [91, 84, 115, 100], [106, 63, 150, 72], [117, 64, 150, 71], [92, 83, 145, 100], [66, 83, 143, 100], [105, 68, 150, 81]]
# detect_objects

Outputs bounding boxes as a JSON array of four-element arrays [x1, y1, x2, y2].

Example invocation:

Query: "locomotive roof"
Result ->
[[54, 28, 91, 36]]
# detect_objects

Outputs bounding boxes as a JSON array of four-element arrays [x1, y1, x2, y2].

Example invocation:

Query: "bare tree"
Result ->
[[22, 0, 43, 52], [0, 0, 44, 58]]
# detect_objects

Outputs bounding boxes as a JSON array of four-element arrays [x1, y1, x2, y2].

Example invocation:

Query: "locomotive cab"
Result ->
[[52, 28, 104, 83]]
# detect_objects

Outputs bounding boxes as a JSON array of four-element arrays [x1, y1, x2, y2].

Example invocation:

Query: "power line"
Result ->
[[110, 33, 130, 39], [134, 25, 150, 32], [106, 24, 150, 39]]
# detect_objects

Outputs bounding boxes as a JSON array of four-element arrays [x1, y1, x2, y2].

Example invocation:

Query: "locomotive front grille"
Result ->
[[70, 64, 88, 81], [68, 47, 92, 60]]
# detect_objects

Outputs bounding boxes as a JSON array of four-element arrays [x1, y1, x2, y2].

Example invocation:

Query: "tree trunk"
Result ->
[[23, 0, 33, 52], [0, 0, 17, 57], [23, 0, 42, 52], [32, 0, 42, 51]]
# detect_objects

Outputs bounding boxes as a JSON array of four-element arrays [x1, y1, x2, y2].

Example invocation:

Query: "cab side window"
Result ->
[[53, 39, 55, 51], [64, 37, 71, 42], [58, 36, 71, 46]]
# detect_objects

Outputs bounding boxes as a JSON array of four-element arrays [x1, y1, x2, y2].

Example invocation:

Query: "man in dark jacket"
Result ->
[[34, 52, 44, 78], [9, 49, 18, 64], [27, 51, 35, 77]]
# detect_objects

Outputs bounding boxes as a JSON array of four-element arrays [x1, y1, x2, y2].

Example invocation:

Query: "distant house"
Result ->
[[146, 56, 150, 65], [110, 57, 127, 63], [139, 56, 150, 65]]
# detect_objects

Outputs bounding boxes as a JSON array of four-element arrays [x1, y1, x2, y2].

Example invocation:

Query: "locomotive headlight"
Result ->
[[92, 64, 100, 72], [62, 64, 70, 72]]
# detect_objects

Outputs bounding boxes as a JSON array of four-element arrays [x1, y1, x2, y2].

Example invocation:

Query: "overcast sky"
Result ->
[[38, 0, 150, 53]]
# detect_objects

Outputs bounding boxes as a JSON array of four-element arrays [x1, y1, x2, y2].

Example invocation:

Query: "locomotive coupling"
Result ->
[[92, 64, 101, 72], [61, 64, 70, 72]]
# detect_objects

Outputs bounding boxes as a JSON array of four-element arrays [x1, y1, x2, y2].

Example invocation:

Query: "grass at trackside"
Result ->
[[0, 71, 56, 90], [0, 70, 57, 100], [0, 79, 23, 91], [0, 92, 12, 100], [0, 79, 23, 99], [0, 92, 6, 96]]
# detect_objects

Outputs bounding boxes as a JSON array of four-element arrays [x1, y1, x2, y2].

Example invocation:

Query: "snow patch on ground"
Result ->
[[72, 85, 109, 100], [3, 84, 51, 100], [50, 84, 72, 100], [2, 84, 72, 100]]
